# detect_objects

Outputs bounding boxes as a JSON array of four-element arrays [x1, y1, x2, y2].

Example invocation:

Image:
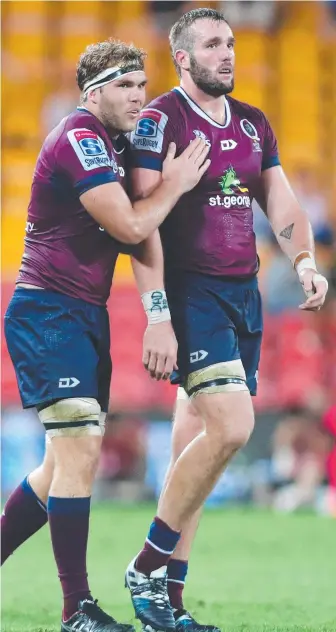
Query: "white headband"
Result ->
[[83, 65, 142, 95]]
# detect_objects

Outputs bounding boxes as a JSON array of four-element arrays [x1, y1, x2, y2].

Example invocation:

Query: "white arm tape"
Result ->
[[141, 289, 171, 325]]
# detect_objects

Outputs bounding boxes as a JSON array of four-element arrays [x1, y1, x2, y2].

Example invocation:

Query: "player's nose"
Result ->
[[130, 90, 144, 104]]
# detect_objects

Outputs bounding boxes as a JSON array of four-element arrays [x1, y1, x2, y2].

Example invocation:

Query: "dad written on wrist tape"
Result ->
[[141, 290, 171, 325]]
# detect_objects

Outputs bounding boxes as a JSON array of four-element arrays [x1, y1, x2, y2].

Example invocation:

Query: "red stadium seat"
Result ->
[[276, 312, 325, 407]]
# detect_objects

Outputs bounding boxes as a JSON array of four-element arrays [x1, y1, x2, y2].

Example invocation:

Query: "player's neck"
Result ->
[[179, 79, 227, 126]]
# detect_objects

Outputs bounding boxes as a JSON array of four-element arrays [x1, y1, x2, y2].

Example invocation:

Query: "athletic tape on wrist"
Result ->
[[141, 289, 171, 325], [294, 251, 317, 277]]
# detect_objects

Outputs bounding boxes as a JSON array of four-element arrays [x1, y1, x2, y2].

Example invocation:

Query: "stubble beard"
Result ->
[[189, 55, 234, 97]]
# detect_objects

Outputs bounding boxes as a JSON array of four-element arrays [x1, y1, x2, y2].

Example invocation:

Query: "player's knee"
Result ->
[[39, 436, 55, 472], [188, 358, 255, 457], [203, 392, 254, 451], [38, 397, 103, 475], [224, 408, 255, 454], [172, 389, 204, 458]]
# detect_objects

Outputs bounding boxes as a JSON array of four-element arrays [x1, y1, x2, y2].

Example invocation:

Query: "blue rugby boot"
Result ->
[[125, 557, 175, 632]]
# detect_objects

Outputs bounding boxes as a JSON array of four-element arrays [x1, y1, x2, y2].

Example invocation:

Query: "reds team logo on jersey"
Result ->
[[240, 119, 262, 152]]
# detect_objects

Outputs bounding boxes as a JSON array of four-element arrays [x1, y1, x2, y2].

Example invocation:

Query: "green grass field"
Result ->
[[1, 504, 336, 632]]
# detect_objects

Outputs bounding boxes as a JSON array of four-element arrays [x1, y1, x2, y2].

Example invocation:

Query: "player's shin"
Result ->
[[39, 398, 103, 621], [1, 476, 48, 565], [167, 559, 188, 611], [158, 390, 254, 531], [163, 393, 204, 608], [1, 439, 54, 565]]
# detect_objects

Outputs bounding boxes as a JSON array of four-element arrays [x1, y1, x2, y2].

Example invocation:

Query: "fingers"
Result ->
[[299, 278, 328, 310], [191, 140, 210, 164], [162, 355, 175, 381], [144, 350, 177, 380], [184, 137, 204, 158], [154, 353, 166, 381], [142, 348, 150, 370], [301, 277, 314, 294], [147, 351, 158, 379], [197, 158, 211, 178], [299, 292, 325, 310], [165, 142, 176, 161], [299, 302, 321, 311]]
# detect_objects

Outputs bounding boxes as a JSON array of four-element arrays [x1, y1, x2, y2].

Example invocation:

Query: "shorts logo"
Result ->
[[67, 128, 111, 171], [59, 377, 80, 388], [131, 109, 168, 153], [220, 139, 237, 151], [209, 166, 251, 209], [240, 119, 262, 152], [190, 350, 208, 363]]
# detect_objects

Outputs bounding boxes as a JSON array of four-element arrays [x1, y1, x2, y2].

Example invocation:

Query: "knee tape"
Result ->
[[176, 386, 189, 401], [185, 359, 248, 398], [38, 397, 103, 438]]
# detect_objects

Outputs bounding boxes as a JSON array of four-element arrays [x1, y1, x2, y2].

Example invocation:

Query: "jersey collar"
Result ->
[[173, 86, 231, 129]]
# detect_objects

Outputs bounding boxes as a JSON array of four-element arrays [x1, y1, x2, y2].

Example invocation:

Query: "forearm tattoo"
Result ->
[[279, 223, 294, 240]]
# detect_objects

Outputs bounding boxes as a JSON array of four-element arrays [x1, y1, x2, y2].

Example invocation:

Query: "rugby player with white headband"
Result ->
[[2, 38, 210, 632]]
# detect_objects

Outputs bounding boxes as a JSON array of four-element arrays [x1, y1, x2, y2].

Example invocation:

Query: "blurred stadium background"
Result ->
[[1, 0, 336, 515]]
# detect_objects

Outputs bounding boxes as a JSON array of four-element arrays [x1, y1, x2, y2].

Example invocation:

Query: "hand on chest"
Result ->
[[181, 122, 263, 192]]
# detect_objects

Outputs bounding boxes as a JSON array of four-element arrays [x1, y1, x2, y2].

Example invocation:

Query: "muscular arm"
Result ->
[[130, 169, 164, 292], [130, 168, 178, 380], [260, 166, 315, 264], [80, 138, 209, 245], [259, 165, 328, 309], [80, 165, 179, 245]]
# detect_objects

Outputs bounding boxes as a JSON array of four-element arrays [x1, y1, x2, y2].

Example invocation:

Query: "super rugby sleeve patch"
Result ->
[[130, 109, 169, 154], [67, 128, 111, 171]]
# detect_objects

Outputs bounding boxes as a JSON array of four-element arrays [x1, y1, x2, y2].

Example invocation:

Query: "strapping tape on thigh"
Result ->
[[185, 359, 248, 397], [38, 397, 103, 437]]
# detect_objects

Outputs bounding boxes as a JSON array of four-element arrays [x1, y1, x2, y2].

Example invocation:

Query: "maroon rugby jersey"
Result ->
[[130, 87, 280, 277], [18, 107, 129, 305]]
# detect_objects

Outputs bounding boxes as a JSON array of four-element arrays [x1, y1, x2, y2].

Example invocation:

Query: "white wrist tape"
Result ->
[[141, 289, 171, 325], [294, 253, 317, 278]]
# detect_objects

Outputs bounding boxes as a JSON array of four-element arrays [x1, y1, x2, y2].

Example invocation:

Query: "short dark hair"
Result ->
[[76, 38, 146, 92], [169, 8, 229, 77]]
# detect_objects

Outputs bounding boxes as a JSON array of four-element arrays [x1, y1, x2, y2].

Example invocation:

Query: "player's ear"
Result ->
[[175, 49, 190, 72], [88, 88, 100, 106]]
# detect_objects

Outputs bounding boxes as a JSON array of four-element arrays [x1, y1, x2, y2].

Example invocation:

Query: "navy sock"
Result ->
[[167, 559, 188, 610], [48, 496, 92, 621], [136, 516, 181, 576], [1, 477, 47, 565]]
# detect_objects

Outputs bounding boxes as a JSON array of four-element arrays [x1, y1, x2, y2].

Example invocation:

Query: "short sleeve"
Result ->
[[56, 127, 118, 196], [129, 107, 175, 172], [261, 116, 280, 171]]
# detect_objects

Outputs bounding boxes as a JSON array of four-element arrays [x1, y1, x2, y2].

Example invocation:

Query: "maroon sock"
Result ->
[[48, 496, 92, 621], [136, 516, 180, 576], [168, 582, 184, 611], [1, 477, 47, 565], [167, 559, 188, 610]]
